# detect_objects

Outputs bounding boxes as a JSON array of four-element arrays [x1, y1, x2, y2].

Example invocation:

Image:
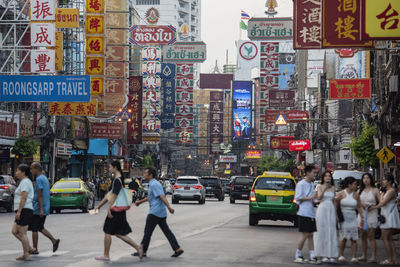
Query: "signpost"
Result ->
[[377, 147, 395, 164]]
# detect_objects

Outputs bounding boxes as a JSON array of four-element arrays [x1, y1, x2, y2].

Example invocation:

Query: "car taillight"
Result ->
[[231, 184, 234, 190], [0, 185, 9, 190], [250, 190, 256, 202], [173, 185, 182, 189], [193, 185, 202, 190], [71, 192, 84, 195], [292, 198, 296, 204]]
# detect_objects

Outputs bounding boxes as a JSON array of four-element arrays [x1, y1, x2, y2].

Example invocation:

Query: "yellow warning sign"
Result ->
[[377, 146, 395, 164], [275, 114, 287, 125]]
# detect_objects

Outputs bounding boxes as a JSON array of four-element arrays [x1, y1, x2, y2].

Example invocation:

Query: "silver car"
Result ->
[[172, 176, 205, 204], [0, 175, 17, 212]]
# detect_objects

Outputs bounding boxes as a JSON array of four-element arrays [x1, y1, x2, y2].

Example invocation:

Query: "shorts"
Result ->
[[28, 215, 47, 232], [14, 208, 33, 226], [298, 215, 317, 233]]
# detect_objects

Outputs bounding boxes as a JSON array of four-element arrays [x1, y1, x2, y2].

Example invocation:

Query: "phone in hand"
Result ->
[[89, 209, 99, 215]]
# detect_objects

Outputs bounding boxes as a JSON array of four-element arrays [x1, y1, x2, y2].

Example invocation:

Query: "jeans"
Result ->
[[141, 214, 180, 253]]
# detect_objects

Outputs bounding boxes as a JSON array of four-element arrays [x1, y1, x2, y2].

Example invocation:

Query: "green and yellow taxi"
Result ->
[[249, 172, 297, 226], [50, 178, 95, 213]]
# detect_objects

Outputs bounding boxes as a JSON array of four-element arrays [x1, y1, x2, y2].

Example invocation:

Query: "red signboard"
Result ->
[[90, 123, 123, 139], [293, 0, 322, 49], [396, 147, 400, 164], [265, 110, 309, 123], [268, 90, 295, 108], [289, 140, 311, 151], [270, 136, 295, 150], [329, 79, 371, 100], [246, 150, 262, 159], [322, 0, 373, 48], [0, 120, 17, 137], [129, 25, 176, 46]]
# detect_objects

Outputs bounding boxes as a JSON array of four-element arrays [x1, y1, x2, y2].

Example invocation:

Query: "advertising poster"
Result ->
[[232, 81, 252, 141]]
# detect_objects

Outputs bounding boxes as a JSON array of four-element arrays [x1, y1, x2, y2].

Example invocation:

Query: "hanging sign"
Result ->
[[129, 25, 177, 46], [31, 49, 55, 73], [329, 79, 371, 99], [31, 23, 56, 47], [248, 17, 293, 40], [49, 100, 97, 116], [31, 0, 56, 21], [289, 140, 311, 151], [163, 42, 207, 63], [55, 8, 79, 28]]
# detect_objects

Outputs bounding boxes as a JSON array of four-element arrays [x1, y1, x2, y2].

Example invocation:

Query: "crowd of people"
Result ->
[[294, 165, 400, 265]]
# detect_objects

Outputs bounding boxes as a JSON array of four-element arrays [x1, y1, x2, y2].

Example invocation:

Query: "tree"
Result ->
[[12, 137, 39, 159], [347, 122, 379, 168], [257, 155, 295, 174]]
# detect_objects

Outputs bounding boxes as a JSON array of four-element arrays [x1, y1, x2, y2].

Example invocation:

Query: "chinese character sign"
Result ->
[[31, 23, 55, 47], [209, 91, 224, 153], [323, 0, 373, 47], [86, 0, 105, 14], [31, 0, 56, 21], [293, 0, 322, 49], [49, 100, 98, 116], [31, 50, 55, 73], [86, 36, 105, 55], [86, 15, 105, 34], [329, 79, 371, 99], [91, 77, 104, 95], [161, 63, 176, 130], [362, 0, 400, 39], [85, 56, 105, 75]]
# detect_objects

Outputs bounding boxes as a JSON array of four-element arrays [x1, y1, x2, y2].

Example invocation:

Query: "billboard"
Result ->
[[232, 81, 252, 141]]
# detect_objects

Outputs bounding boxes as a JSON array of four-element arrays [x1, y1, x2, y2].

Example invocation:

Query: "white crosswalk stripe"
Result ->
[[0, 250, 20, 256]]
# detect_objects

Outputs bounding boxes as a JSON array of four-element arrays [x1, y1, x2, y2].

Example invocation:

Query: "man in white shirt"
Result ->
[[294, 165, 317, 263]]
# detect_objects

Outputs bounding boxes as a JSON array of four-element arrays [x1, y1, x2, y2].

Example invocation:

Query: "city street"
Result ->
[[0, 196, 397, 267]]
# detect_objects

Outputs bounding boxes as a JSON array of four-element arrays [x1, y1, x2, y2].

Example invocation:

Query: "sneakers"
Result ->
[[321, 257, 329, 263], [308, 258, 320, 264], [294, 256, 305, 263]]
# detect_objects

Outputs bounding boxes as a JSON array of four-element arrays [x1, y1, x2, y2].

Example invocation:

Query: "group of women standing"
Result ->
[[313, 172, 400, 265]]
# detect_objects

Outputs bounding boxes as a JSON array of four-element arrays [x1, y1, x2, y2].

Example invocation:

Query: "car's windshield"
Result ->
[[0, 177, 5, 184], [235, 177, 253, 184], [221, 180, 229, 185], [254, 177, 295, 191], [177, 179, 198, 184], [201, 178, 218, 184], [53, 182, 81, 189]]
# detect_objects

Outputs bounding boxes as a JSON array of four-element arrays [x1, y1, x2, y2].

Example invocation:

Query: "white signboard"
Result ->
[[307, 60, 323, 88], [339, 150, 351, 164], [31, 49, 55, 73], [30, 0, 56, 21], [163, 42, 207, 63], [235, 40, 260, 81], [219, 155, 237, 163], [31, 23, 55, 47], [57, 141, 72, 156]]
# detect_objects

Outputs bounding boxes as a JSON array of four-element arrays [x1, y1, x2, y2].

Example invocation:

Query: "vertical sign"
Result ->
[[175, 63, 194, 143], [232, 81, 252, 141], [209, 91, 224, 153], [161, 63, 176, 129], [127, 76, 142, 144], [293, 0, 322, 49]]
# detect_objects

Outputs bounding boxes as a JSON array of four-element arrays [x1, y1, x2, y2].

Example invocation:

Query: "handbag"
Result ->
[[110, 178, 132, 212], [378, 214, 386, 225]]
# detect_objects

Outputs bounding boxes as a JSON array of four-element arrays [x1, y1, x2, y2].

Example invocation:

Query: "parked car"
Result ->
[[249, 172, 297, 226], [229, 176, 254, 204], [221, 178, 231, 195], [201, 176, 224, 201], [172, 176, 205, 204], [50, 178, 95, 213], [163, 180, 173, 195], [0, 175, 17, 212]]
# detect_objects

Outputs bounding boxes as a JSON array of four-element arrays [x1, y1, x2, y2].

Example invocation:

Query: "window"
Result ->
[[201, 178, 218, 185], [136, 0, 160, 5], [234, 177, 253, 184], [176, 179, 198, 185], [255, 178, 295, 191]]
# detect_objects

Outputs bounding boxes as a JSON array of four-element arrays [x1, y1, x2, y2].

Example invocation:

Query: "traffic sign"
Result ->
[[377, 147, 395, 164], [275, 114, 287, 125]]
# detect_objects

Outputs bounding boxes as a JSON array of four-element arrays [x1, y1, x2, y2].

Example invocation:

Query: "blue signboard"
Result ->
[[232, 81, 252, 141], [0, 75, 91, 102], [161, 63, 176, 80], [161, 63, 176, 130], [279, 64, 295, 89], [161, 115, 175, 129]]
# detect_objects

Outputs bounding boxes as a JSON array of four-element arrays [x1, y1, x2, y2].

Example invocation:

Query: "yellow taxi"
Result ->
[[249, 172, 297, 226]]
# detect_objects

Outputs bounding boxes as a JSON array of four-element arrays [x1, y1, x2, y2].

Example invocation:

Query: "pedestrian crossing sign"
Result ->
[[377, 146, 395, 164], [275, 114, 287, 125]]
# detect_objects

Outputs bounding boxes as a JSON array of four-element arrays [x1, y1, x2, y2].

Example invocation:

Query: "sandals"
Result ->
[[29, 249, 39, 255], [380, 259, 395, 265], [338, 256, 347, 263], [351, 258, 359, 263]]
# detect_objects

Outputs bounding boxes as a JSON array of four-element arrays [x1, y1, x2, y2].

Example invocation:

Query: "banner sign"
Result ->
[[246, 150, 262, 159], [129, 25, 177, 46], [322, 0, 373, 48], [31, 23, 56, 47], [329, 79, 371, 99], [293, 0, 322, 49], [106, 46, 127, 61], [219, 155, 237, 163], [248, 17, 293, 40], [232, 81, 252, 141], [210, 91, 224, 153], [57, 142, 72, 156], [31, 49, 55, 73], [127, 76, 143, 144], [265, 110, 309, 123], [0, 75, 90, 102], [161, 63, 176, 129], [55, 8, 79, 28], [289, 140, 311, 151], [268, 89, 295, 107], [270, 136, 295, 150], [362, 0, 400, 39], [90, 123, 122, 139], [163, 41, 207, 62], [49, 100, 97, 116], [31, 0, 56, 21]]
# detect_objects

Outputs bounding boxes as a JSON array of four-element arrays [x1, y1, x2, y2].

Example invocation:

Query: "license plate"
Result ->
[[61, 193, 69, 197], [242, 194, 248, 198], [269, 196, 280, 201], [184, 187, 190, 190], [206, 187, 212, 189]]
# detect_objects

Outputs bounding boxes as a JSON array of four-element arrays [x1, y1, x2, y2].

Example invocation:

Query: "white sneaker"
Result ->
[[321, 257, 329, 263], [294, 256, 304, 263], [330, 258, 337, 263]]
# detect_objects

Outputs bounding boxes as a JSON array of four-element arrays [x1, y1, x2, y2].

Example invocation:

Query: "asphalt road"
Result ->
[[0, 196, 398, 267]]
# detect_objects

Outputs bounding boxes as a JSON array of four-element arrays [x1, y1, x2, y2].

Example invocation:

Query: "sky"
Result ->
[[200, 0, 293, 73]]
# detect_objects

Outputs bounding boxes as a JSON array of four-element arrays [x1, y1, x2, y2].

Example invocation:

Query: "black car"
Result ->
[[201, 176, 224, 201], [230, 176, 254, 204], [220, 178, 231, 195]]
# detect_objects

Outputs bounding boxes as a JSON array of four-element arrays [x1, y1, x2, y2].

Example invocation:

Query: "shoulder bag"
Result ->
[[110, 178, 132, 212]]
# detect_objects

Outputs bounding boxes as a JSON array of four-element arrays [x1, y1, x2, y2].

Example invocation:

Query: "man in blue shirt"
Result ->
[[135, 167, 184, 258], [28, 162, 60, 254]]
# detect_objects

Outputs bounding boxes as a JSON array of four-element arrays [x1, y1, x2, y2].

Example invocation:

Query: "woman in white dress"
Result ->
[[314, 171, 338, 263], [357, 173, 379, 263], [370, 174, 400, 265], [335, 177, 363, 263]]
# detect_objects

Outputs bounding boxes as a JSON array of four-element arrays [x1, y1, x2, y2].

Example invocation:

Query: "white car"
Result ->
[[172, 176, 205, 204]]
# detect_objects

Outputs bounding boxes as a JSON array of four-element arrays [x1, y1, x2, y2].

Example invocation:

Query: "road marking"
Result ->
[[36, 250, 69, 257], [0, 250, 20, 256], [73, 251, 99, 258]]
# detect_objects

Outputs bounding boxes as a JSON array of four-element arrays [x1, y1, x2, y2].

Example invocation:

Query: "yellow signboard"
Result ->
[[86, 0, 105, 14], [85, 15, 105, 34], [55, 8, 79, 28], [49, 100, 98, 116], [86, 36, 105, 55], [275, 114, 287, 125], [377, 146, 395, 164], [364, 0, 400, 38], [85, 56, 105, 75], [55, 32, 63, 71], [91, 77, 104, 95]]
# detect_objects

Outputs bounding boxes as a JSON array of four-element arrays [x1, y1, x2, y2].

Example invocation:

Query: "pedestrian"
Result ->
[[313, 171, 338, 263], [357, 173, 379, 263], [293, 165, 318, 264], [369, 173, 400, 265], [11, 164, 34, 261], [335, 176, 363, 263], [94, 160, 142, 261], [134, 167, 184, 258], [28, 162, 60, 255], [99, 180, 106, 199]]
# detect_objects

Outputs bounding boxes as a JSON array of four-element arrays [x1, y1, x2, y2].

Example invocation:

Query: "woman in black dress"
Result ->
[[94, 160, 143, 261]]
